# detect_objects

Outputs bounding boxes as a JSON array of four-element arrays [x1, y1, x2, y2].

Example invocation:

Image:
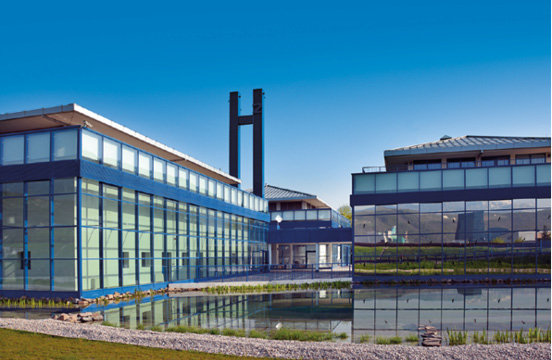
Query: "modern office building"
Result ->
[[0, 104, 269, 298], [266, 185, 351, 269], [351, 135, 551, 282]]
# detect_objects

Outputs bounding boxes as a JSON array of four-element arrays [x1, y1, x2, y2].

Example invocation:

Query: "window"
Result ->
[[166, 164, 176, 185], [26, 132, 50, 163], [53, 129, 77, 160], [141, 252, 151, 267], [153, 158, 165, 182], [122, 146, 136, 173], [138, 153, 152, 178], [82, 130, 101, 162], [516, 154, 545, 165], [1, 135, 24, 165], [122, 252, 130, 269], [103, 138, 120, 168], [178, 168, 188, 189], [481, 156, 509, 167], [448, 158, 475, 168], [413, 159, 441, 170], [189, 173, 198, 192]]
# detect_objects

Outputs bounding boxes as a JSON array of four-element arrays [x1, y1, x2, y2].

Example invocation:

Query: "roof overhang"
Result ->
[[0, 104, 240, 185]]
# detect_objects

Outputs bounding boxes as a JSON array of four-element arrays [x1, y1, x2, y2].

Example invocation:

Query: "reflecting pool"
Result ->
[[1, 285, 549, 344], [82, 285, 549, 343]]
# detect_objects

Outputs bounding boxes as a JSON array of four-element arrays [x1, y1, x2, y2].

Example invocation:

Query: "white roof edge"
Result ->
[[0, 103, 240, 184], [73, 104, 241, 184]]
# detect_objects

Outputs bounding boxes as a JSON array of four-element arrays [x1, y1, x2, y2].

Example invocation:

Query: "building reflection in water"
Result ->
[[95, 286, 550, 343]]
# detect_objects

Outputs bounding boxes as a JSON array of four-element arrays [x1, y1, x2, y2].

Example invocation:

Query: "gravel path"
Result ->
[[0, 318, 549, 360]]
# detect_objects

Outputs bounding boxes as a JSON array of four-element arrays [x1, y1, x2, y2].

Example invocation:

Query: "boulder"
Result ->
[[92, 313, 104, 322], [80, 316, 93, 322], [58, 313, 70, 321]]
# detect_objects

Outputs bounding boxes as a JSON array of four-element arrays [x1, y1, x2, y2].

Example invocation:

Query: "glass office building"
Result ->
[[351, 135, 551, 281], [0, 105, 269, 298]]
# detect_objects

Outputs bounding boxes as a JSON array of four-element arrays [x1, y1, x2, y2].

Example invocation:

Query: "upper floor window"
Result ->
[[447, 158, 475, 169], [481, 156, 509, 167], [516, 154, 546, 165], [413, 159, 441, 170]]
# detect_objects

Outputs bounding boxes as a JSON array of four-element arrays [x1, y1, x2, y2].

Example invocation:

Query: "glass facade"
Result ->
[[0, 127, 269, 295], [353, 163, 551, 194], [353, 198, 551, 277]]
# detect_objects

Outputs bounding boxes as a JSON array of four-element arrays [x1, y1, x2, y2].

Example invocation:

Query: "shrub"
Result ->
[[135, 324, 145, 330], [149, 326, 162, 332], [405, 334, 418, 343]]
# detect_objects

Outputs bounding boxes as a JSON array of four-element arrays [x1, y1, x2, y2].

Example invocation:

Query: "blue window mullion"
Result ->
[[49, 180, 54, 291], [77, 177, 83, 295], [134, 192, 139, 286], [23, 182, 28, 291], [163, 198, 168, 283], [0, 186, 3, 290], [149, 195, 154, 283], [99, 184, 104, 290], [117, 185, 123, 288]]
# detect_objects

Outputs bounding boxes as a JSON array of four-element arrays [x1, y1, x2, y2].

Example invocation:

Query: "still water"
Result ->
[[87, 285, 550, 343], [1, 285, 549, 343]]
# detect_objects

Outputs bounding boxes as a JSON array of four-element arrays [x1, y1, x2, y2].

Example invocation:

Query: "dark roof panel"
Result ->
[[385, 135, 551, 157]]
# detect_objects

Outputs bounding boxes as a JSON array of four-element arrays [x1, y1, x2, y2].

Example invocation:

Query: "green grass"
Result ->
[[166, 325, 221, 335], [404, 334, 418, 343], [0, 328, 273, 360], [374, 336, 402, 345], [248, 330, 267, 339], [359, 334, 371, 343], [222, 328, 246, 337], [335, 332, 348, 340], [204, 281, 351, 295], [447, 330, 468, 346], [101, 321, 117, 327], [150, 325, 163, 332], [269, 328, 333, 342]]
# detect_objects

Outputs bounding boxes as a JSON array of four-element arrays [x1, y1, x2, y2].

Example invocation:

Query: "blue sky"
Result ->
[[0, 1, 549, 208]]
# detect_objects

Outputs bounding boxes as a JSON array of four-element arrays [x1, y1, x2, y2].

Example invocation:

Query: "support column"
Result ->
[[315, 243, 320, 271]]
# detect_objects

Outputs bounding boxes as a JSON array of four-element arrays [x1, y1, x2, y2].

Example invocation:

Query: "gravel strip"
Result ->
[[0, 318, 549, 360]]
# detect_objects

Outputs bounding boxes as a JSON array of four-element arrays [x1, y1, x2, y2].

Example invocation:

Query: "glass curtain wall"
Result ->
[[354, 198, 551, 277], [80, 178, 267, 292], [1, 179, 77, 292]]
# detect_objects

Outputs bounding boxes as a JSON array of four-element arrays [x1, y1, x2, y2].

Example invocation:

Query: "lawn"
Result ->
[[0, 328, 273, 360]]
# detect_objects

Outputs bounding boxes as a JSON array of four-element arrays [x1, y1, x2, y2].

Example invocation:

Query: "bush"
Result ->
[[405, 334, 418, 343], [150, 325, 162, 332], [336, 332, 348, 340]]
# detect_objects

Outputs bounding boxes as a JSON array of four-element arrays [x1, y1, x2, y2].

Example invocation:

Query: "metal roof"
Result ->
[[263, 184, 332, 209], [384, 135, 551, 157], [0, 104, 240, 185], [264, 184, 317, 200]]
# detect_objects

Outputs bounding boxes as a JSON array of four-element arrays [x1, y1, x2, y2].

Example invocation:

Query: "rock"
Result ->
[[78, 312, 93, 318], [92, 313, 103, 322], [80, 316, 93, 322], [58, 313, 70, 321]]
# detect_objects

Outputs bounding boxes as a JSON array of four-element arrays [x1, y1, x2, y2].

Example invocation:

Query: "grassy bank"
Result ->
[[165, 325, 347, 342], [0, 328, 272, 360], [204, 281, 351, 294]]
